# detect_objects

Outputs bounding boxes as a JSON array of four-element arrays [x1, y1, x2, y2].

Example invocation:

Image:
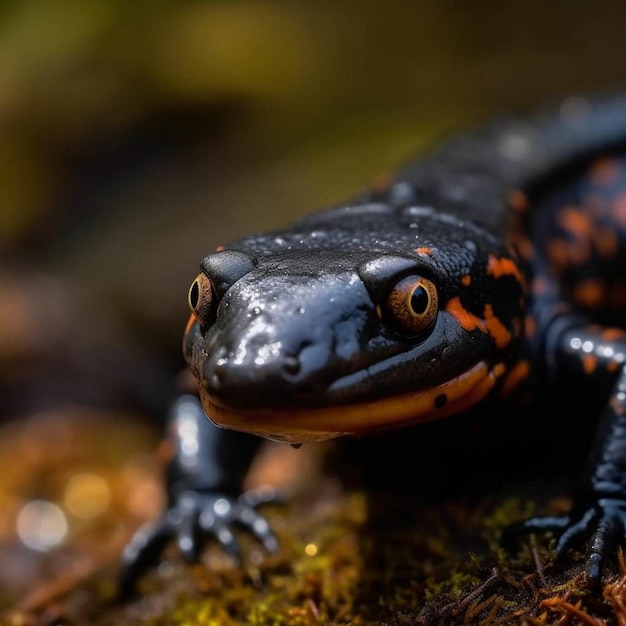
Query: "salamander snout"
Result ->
[[184, 266, 377, 412], [199, 324, 335, 410]]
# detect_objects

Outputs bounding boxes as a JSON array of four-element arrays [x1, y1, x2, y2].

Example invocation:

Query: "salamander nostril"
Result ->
[[283, 354, 301, 376]]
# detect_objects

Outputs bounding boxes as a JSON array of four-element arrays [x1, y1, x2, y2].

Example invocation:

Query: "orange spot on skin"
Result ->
[[508, 189, 529, 212], [501, 360, 530, 396], [461, 275, 471, 286], [558, 208, 593, 237], [483, 304, 512, 349], [487, 255, 526, 289], [547, 207, 600, 271], [493, 362, 506, 378], [446, 297, 485, 332], [447, 298, 513, 349], [573, 279, 606, 310], [582, 355, 598, 375], [589, 157, 622, 186], [554, 208, 596, 267], [602, 328, 626, 340], [416, 247, 433, 256], [607, 360, 621, 373]]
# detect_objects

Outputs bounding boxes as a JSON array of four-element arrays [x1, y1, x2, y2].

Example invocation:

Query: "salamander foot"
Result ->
[[507, 498, 626, 585], [119, 486, 280, 599]]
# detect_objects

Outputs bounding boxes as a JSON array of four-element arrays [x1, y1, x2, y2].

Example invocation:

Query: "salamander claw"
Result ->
[[507, 498, 626, 585], [119, 488, 280, 599], [119, 518, 172, 599], [553, 508, 596, 560]]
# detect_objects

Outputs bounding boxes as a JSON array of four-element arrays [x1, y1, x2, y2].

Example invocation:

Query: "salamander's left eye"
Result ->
[[188, 273, 214, 324], [385, 275, 438, 335]]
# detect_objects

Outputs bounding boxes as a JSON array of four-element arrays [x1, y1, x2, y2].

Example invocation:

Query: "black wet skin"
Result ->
[[121, 94, 626, 594], [184, 208, 515, 412]]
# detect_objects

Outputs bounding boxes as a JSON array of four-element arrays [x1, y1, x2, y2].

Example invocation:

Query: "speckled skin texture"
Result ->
[[122, 94, 626, 593]]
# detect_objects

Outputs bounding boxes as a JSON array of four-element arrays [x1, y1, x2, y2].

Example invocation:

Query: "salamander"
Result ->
[[120, 93, 626, 593]]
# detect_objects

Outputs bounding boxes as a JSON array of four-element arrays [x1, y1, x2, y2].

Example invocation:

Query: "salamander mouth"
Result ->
[[198, 359, 496, 444]]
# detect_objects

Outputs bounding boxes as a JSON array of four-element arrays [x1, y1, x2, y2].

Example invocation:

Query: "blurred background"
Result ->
[[2, 0, 626, 616]]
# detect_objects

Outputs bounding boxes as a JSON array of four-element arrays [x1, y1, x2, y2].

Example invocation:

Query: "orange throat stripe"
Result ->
[[200, 360, 495, 444]]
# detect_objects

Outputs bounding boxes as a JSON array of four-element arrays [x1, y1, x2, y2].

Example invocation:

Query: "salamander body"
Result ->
[[122, 94, 626, 591]]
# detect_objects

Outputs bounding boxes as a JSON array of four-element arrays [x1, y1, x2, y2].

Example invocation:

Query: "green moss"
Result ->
[[3, 411, 625, 625]]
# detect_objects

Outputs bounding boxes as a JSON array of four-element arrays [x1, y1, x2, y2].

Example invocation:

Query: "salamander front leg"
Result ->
[[510, 324, 626, 584], [119, 394, 278, 598]]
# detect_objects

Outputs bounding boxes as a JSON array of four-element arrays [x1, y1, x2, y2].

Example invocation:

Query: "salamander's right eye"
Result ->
[[384, 274, 438, 335], [188, 273, 214, 323]]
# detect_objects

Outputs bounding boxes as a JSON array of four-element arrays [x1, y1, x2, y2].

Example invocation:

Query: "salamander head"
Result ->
[[183, 207, 526, 443]]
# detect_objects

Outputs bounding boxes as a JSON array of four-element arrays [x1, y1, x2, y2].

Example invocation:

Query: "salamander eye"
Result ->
[[188, 273, 214, 323], [385, 275, 438, 335]]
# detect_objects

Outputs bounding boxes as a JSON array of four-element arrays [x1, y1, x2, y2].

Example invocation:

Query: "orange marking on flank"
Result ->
[[446, 297, 485, 332], [461, 275, 472, 286], [573, 279, 606, 310], [607, 360, 621, 373], [493, 362, 506, 378], [483, 304, 512, 349], [558, 207, 594, 239], [582, 355, 598, 375], [602, 328, 626, 341], [487, 255, 525, 288], [501, 360, 530, 397], [416, 247, 433, 256], [447, 298, 513, 349]]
